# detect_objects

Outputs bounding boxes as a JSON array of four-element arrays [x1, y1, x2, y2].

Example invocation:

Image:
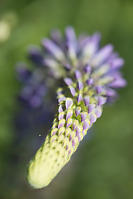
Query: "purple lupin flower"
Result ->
[[16, 27, 126, 189]]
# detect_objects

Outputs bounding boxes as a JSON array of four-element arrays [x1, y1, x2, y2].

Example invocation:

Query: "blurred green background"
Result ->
[[0, 0, 133, 198]]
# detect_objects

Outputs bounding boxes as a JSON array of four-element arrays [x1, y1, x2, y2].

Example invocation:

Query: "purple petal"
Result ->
[[66, 119, 72, 128], [66, 27, 76, 41], [81, 112, 88, 122], [110, 77, 127, 88], [66, 110, 73, 120], [58, 112, 65, 120], [87, 78, 94, 86], [16, 65, 32, 83], [75, 107, 81, 116], [92, 44, 113, 66], [77, 93, 83, 103], [64, 78, 73, 86], [50, 29, 62, 45], [66, 98, 73, 109], [58, 119, 65, 128], [51, 128, 58, 136], [95, 86, 103, 94], [79, 36, 90, 49], [78, 80, 83, 90], [106, 88, 117, 97], [28, 47, 43, 65], [76, 128, 82, 141], [90, 113, 97, 123], [81, 33, 101, 57], [95, 106, 102, 118], [58, 96, 66, 103], [84, 96, 90, 106], [73, 122, 78, 130], [72, 139, 75, 147], [65, 27, 77, 59], [83, 120, 90, 130], [58, 105, 63, 113], [42, 39, 64, 61], [88, 104, 95, 113], [65, 26, 77, 48], [69, 86, 76, 96], [84, 64, 91, 73], [111, 58, 124, 69], [98, 96, 107, 105], [75, 70, 82, 79]]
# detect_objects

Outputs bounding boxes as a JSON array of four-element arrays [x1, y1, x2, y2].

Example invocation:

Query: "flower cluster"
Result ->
[[16, 48, 56, 138], [17, 62, 47, 108], [25, 27, 126, 188]]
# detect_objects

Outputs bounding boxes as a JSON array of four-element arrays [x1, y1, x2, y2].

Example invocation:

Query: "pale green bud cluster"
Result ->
[[28, 79, 103, 188]]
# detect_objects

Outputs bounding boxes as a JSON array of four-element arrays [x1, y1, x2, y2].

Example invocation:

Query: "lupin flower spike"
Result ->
[[27, 27, 126, 188]]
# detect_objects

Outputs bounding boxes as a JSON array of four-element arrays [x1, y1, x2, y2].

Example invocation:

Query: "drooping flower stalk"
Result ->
[[26, 27, 126, 188]]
